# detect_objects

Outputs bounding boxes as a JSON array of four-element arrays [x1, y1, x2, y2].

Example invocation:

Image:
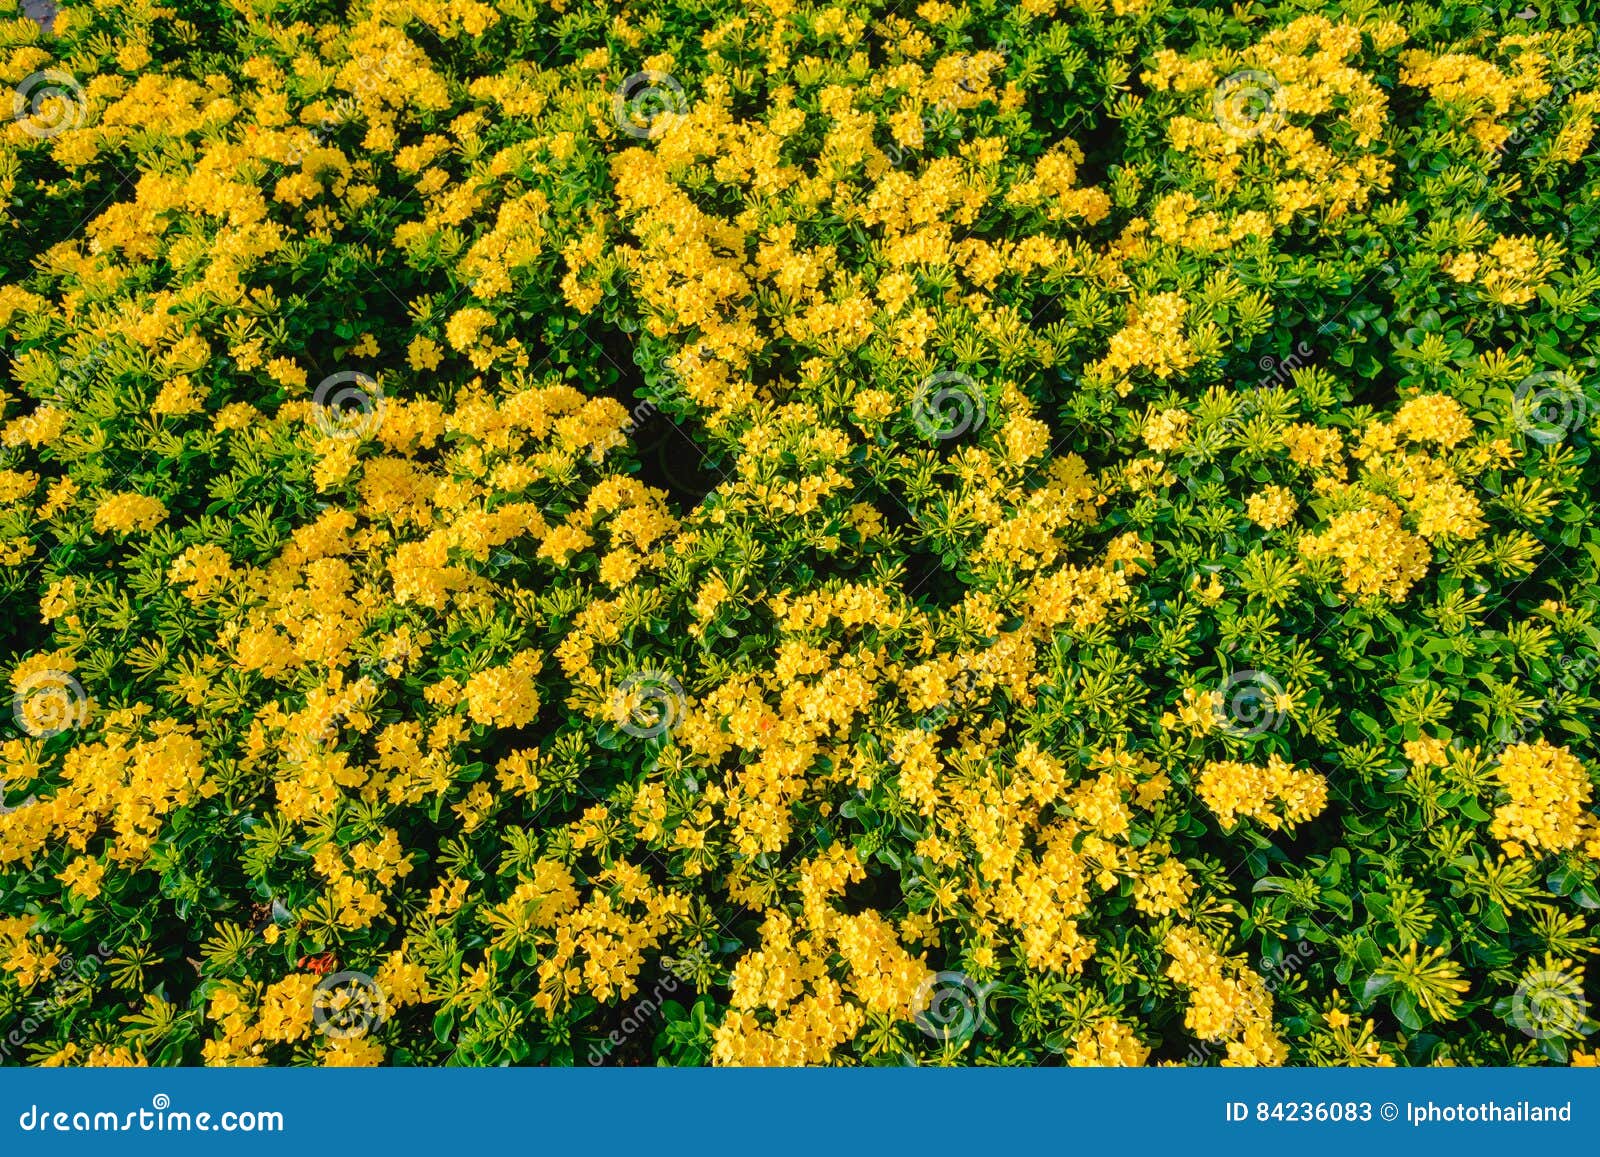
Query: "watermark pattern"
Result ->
[[310, 970, 387, 1041], [11, 670, 88, 738], [53, 342, 112, 403], [0, 941, 110, 1061], [283, 93, 364, 168], [912, 371, 985, 442], [1512, 366, 1590, 445], [284, 46, 416, 166], [576, 349, 693, 466], [612, 670, 687, 739], [883, 108, 954, 168], [1214, 669, 1287, 738], [12, 70, 87, 139], [1185, 940, 1316, 1064], [1259, 940, 1317, 997], [649, 431, 721, 504], [1253, 341, 1314, 390], [612, 71, 686, 140], [1491, 648, 1598, 755], [1213, 70, 1284, 140], [619, 357, 692, 440], [1508, 967, 1588, 1040], [911, 970, 993, 1046], [586, 947, 710, 1065], [1176, 341, 1317, 491], [311, 371, 385, 439], [1499, 52, 1600, 162]]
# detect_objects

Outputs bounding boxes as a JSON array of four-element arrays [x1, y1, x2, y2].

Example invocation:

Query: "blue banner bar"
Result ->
[[1, 1070, 1597, 1156]]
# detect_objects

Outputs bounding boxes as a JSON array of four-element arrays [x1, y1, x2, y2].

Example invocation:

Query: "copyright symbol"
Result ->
[[1380, 1102, 1398, 1122]]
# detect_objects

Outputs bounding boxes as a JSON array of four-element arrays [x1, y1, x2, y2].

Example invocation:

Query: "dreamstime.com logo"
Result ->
[[52, 341, 112, 404], [912, 371, 986, 442], [11, 670, 89, 739], [611, 70, 686, 140], [910, 971, 994, 1046], [311, 971, 387, 1040], [611, 670, 688, 739], [312, 371, 386, 439], [1213, 669, 1287, 738], [586, 946, 711, 1065], [1213, 69, 1285, 139], [1509, 968, 1589, 1041], [12, 70, 87, 139], [17, 1094, 283, 1134], [1512, 367, 1591, 445]]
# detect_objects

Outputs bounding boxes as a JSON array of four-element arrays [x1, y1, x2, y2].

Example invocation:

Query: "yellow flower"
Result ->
[[92, 492, 168, 534], [1066, 1018, 1150, 1066], [1491, 740, 1598, 858], [408, 335, 444, 370], [445, 307, 496, 351], [1142, 407, 1193, 453], [1392, 394, 1472, 447], [1245, 485, 1298, 529], [463, 651, 544, 728], [57, 857, 105, 901], [1298, 500, 1430, 601], [152, 376, 204, 416], [167, 544, 235, 600], [1196, 755, 1328, 831]]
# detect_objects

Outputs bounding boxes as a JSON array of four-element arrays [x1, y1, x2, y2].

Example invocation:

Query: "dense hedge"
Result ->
[[2, 0, 1600, 1066]]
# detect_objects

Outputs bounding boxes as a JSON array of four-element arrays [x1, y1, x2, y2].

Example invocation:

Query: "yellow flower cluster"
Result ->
[[1065, 1018, 1151, 1067], [1297, 500, 1432, 601], [1491, 740, 1600, 860], [0, 0, 1594, 1071], [1164, 926, 1287, 1065], [1245, 485, 1298, 530], [1, 723, 205, 869], [91, 493, 168, 535], [463, 652, 544, 729], [1442, 235, 1562, 307], [1195, 755, 1329, 831], [1090, 292, 1197, 392], [1400, 42, 1552, 152]]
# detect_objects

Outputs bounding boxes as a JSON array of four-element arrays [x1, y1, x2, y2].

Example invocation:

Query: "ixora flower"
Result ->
[[611, 71, 687, 140], [9, 661, 89, 738], [0, 0, 1595, 1073], [1212, 69, 1286, 139], [11, 71, 88, 140]]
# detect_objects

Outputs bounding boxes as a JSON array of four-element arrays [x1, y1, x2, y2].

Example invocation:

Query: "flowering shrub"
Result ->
[[2, 0, 1599, 1068]]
